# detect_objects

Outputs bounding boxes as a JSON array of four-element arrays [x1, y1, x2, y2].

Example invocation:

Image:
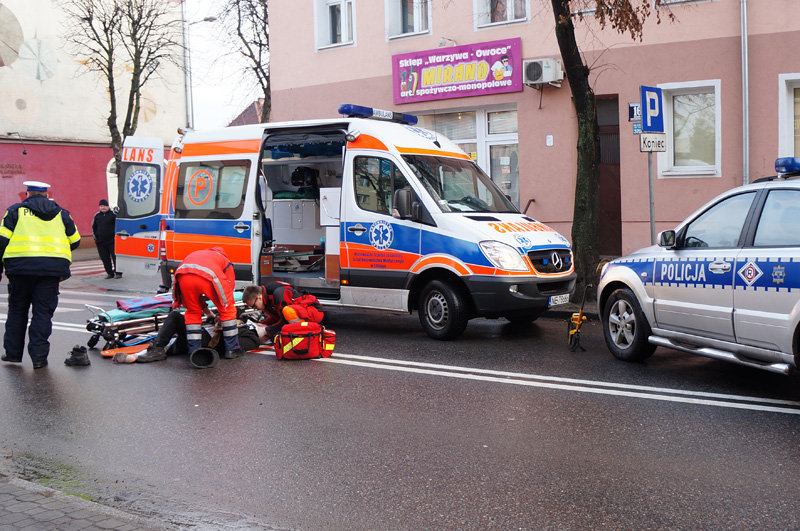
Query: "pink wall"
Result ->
[[0, 142, 112, 237], [269, 1, 800, 255]]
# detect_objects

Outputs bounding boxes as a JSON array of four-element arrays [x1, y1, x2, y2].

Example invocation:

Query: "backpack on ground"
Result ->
[[274, 321, 334, 360]]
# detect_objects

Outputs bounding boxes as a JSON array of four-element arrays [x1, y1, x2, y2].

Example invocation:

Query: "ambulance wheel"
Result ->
[[602, 288, 655, 362], [418, 280, 469, 340]]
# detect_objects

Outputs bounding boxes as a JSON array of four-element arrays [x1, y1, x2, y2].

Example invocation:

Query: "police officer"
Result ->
[[0, 181, 81, 369]]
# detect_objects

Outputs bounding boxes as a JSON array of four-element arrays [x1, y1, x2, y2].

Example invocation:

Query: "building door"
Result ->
[[597, 97, 621, 256]]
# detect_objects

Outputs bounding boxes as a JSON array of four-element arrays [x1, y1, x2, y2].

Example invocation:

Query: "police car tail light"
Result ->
[[479, 241, 528, 272], [338, 104, 418, 125]]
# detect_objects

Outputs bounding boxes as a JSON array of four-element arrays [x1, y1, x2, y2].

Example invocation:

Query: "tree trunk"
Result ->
[[551, 0, 601, 301]]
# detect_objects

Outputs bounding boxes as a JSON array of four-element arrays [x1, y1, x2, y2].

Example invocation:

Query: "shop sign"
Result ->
[[392, 38, 522, 105], [0, 162, 25, 179]]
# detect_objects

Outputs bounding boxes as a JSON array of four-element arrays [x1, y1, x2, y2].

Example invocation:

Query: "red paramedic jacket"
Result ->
[[172, 247, 236, 313]]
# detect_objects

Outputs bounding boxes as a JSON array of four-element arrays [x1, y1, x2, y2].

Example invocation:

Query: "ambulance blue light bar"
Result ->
[[338, 104, 418, 125], [775, 157, 800, 174]]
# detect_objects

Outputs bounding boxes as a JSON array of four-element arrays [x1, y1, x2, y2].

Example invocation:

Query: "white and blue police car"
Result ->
[[597, 157, 800, 375]]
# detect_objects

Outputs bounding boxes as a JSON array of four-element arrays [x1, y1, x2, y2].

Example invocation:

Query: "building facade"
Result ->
[[269, 0, 800, 255], [0, 0, 186, 236]]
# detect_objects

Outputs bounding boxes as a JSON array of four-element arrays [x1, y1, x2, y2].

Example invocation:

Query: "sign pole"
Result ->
[[648, 151, 655, 245]]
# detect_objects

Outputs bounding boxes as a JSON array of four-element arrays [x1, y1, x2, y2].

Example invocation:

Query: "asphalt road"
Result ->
[[1, 262, 799, 529]]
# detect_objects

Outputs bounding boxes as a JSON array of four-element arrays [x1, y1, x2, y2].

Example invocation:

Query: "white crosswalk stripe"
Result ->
[[70, 259, 106, 276]]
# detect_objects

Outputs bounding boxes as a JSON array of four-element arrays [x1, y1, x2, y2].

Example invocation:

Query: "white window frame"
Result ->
[[778, 73, 800, 157], [657, 79, 722, 179], [473, 0, 529, 29], [386, 0, 431, 40], [314, 0, 355, 50]]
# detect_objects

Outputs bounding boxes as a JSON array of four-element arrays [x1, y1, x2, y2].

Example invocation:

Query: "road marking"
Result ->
[[253, 351, 800, 415]]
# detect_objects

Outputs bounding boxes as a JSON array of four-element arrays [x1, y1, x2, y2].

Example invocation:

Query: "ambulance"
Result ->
[[115, 105, 575, 340]]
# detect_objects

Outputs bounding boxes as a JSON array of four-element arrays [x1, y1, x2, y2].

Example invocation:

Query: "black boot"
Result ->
[[223, 349, 244, 359], [65, 345, 90, 367], [136, 345, 167, 363]]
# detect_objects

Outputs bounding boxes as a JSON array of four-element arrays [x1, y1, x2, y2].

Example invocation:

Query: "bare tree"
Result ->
[[219, 0, 270, 122], [63, 0, 183, 171], [549, 0, 673, 299]]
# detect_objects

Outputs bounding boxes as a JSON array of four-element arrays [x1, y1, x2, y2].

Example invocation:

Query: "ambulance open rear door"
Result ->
[[115, 136, 165, 280]]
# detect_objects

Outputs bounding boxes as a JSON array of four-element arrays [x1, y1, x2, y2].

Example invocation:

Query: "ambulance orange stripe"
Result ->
[[396, 147, 471, 160], [181, 139, 261, 157], [116, 238, 159, 258], [346, 134, 388, 152], [410, 256, 471, 276]]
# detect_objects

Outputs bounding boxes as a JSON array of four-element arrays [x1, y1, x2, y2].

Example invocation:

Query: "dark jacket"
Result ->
[[0, 195, 80, 279], [92, 209, 116, 243]]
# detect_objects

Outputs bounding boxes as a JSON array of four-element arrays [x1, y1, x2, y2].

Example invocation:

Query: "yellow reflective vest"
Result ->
[[1, 207, 78, 261]]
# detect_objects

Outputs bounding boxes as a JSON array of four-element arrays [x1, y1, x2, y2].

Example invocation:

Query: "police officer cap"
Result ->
[[23, 181, 51, 192]]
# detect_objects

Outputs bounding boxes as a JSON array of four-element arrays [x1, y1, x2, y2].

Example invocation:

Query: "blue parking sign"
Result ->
[[640, 85, 664, 133]]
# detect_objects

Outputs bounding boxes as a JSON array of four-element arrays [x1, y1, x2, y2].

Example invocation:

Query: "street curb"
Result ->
[[0, 458, 174, 530]]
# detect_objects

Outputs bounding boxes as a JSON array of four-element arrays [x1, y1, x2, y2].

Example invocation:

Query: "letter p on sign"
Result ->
[[640, 85, 664, 133]]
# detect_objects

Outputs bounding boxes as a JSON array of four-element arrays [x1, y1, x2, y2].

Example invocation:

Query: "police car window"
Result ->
[[353, 156, 407, 215], [681, 192, 755, 248], [175, 160, 251, 219], [119, 163, 159, 218], [753, 190, 800, 247]]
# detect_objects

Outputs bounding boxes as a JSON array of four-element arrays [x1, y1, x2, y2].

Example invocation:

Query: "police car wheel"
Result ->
[[418, 280, 469, 341], [602, 288, 656, 362]]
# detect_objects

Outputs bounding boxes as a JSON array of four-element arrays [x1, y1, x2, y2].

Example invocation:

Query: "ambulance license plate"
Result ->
[[548, 294, 569, 307]]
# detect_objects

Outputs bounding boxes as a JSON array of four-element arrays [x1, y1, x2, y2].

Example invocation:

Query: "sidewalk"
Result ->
[[0, 471, 170, 530]]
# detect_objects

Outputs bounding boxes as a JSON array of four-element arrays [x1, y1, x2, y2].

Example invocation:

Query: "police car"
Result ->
[[597, 157, 800, 375]]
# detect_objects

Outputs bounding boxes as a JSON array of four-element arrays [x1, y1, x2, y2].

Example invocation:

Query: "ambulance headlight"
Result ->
[[479, 241, 528, 272]]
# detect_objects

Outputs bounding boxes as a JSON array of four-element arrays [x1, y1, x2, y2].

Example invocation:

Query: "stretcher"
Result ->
[[85, 292, 255, 351]]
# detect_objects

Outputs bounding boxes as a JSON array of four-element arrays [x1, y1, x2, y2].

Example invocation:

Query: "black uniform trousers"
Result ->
[[96, 239, 116, 277], [3, 275, 60, 364]]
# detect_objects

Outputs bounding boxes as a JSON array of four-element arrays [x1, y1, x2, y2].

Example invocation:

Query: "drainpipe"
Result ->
[[741, 0, 750, 184]]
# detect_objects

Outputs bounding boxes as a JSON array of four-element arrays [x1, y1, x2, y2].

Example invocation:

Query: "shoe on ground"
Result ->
[[32, 360, 48, 369], [65, 347, 91, 366], [112, 352, 137, 364], [223, 349, 244, 359], [136, 345, 167, 363], [115, 272, 123, 278], [105, 274, 115, 279], [1, 355, 22, 363]]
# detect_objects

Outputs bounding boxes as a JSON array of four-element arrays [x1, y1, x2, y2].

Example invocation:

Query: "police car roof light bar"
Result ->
[[775, 157, 800, 176], [338, 104, 418, 125]]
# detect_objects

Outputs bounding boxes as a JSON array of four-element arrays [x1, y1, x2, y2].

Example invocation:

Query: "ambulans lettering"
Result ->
[[122, 148, 154, 163], [660, 261, 707, 283], [488, 222, 552, 234]]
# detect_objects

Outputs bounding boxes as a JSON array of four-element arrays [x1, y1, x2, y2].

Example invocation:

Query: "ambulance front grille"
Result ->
[[527, 249, 572, 274]]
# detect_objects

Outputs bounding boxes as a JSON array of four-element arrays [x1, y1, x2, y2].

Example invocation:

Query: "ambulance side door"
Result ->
[[170, 157, 257, 281], [341, 152, 420, 310]]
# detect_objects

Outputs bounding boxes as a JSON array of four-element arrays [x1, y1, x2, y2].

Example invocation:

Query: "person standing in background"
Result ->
[[92, 199, 121, 279], [0, 181, 81, 369]]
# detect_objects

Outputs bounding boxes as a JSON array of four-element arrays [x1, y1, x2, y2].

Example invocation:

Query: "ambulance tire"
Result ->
[[602, 288, 656, 362], [418, 280, 469, 340]]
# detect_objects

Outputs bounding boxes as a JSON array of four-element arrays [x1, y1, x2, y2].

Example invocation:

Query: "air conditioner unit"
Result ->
[[522, 58, 563, 85]]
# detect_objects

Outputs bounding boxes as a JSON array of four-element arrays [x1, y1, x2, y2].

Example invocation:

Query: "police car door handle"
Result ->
[[709, 261, 731, 273], [348, 224, 367, 235]]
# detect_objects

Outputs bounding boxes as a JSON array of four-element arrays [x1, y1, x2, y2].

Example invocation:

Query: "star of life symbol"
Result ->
[[771, 264, 786, 285], [737, 260, 763, 287], [369, 220, 394, 250], [513, 234, 532, 248], [126, 170, 152, 203]]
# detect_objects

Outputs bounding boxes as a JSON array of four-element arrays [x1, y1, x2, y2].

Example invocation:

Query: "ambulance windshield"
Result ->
[[402, 155, 517, 213]]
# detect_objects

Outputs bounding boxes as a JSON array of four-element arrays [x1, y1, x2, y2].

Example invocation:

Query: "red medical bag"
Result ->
[[275, 321, 327, 360]]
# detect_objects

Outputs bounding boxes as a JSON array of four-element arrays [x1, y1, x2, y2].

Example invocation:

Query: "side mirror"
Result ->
[[658, 229, 676, 248], [393, 188, 413, 219]]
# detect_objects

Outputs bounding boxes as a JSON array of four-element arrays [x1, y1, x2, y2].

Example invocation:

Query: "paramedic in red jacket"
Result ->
[[172, 247, 243, 359], [242, 281, 324, 335]]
